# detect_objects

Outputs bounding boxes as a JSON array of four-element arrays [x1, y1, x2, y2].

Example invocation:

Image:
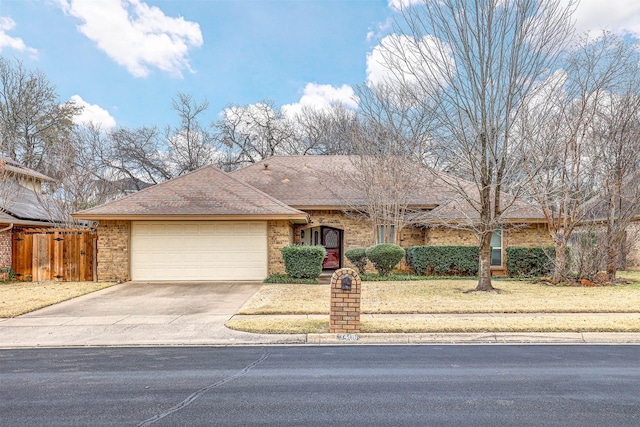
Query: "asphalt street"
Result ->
[[1, 345, 639, 426]]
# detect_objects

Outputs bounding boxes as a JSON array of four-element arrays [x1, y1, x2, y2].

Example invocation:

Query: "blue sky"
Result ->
[[1, 0, 639, 130]]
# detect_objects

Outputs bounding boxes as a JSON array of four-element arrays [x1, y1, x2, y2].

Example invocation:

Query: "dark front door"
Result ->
[[321, 227, 341, 269]]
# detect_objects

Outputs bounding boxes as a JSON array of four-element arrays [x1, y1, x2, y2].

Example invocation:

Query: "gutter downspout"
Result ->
[[0, 223, 13, 233]]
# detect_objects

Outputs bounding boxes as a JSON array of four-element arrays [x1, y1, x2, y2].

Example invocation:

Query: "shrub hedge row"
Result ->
[[405, 245, 479, 276], [506, 246, 555, 277], [282, 243, 554, 280]]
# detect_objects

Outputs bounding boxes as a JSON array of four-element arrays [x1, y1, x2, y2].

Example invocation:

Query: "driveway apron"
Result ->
[[0, 282, 306, 347]]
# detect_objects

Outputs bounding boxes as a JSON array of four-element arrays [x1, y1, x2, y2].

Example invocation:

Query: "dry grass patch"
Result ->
[[0, 281, 118, 317], [226, 317, 329, 334], [237, 279, 640, 316], [236, 284, 330, 314], [361, 315, 640, 333], [225, 314, 640, 334]]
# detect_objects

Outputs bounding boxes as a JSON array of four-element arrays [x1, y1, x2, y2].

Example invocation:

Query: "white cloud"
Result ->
[[58, 0, 203, 78], [281, 83, 358, 118], [70, 95, 117, 129], [387, 0, 422, 12], [569, 0, 640, 39], [0, 17, 38, 57], [366, 34, 453, 91]]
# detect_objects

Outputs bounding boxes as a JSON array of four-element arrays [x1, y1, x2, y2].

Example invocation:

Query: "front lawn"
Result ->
[[227, 273, 640, 333], [237, 276, 640, 315]]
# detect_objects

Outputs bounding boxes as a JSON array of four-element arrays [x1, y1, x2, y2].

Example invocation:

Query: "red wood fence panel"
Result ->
[[12, 229, 97, 282]]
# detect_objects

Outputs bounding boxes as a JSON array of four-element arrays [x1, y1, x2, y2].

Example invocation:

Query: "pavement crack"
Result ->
[[137, 349, 269, 426]]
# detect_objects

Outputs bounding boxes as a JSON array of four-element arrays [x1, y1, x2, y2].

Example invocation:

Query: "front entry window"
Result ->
[[324, 229, 339, 248], [490, 228, 502, 267]]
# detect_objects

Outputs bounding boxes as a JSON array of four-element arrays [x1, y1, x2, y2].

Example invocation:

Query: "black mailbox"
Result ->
[[341, 276, 352, 291]]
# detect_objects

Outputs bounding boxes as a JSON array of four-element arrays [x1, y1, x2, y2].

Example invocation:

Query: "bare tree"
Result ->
[[383, 0, 576, 290], [293, 103, 359, 155], [523, 32, 637, 283], [592, 89, 640, 281], [100, 126, 171, 185], [213, 100, 300, 169], [165, 93, 217, 176], [0, 57, 81, 178], [334, 82, 438, 243]]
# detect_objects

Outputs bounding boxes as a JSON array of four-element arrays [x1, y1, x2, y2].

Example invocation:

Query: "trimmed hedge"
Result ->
[[405, 245, 479, 276], [345, 247, 368, 274], [365, 243, 405, 276], [506, 246, 555, 277], [281, 245, 327, 279]]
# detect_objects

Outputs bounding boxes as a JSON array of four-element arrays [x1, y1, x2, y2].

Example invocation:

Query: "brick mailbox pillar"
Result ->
[[329, 267, 361, 334]]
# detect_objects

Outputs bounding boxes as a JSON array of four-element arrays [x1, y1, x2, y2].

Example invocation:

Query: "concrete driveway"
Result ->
[[0, 282, 306, 347]]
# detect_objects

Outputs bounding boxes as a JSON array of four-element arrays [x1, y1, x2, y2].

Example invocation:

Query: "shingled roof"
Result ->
[[231, 155, 447, 209], [73, 165, 308, 222], [232, 155, 545, 222]]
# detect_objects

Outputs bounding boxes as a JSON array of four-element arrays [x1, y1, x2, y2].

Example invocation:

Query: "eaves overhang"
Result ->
[[71, 213, 310, 224]]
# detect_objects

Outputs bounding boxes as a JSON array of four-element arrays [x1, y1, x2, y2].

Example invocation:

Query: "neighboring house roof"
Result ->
[[0, 155, 55, 183], [3, 180, 55, 221], [231, 155, 444, 209], [73, 165, 309, 223], [0, 157, 62, 227]]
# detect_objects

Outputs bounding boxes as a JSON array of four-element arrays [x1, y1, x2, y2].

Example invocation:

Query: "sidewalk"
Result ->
[[1, 313, 640, 348]]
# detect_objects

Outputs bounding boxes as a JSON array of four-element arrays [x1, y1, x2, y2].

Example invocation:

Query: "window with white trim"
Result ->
[[490, 228, 503, 267]]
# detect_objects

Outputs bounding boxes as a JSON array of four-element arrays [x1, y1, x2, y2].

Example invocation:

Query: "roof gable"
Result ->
[[73, 165, 308, 221]]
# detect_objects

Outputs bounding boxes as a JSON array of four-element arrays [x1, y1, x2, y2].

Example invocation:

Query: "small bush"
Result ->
[[506, 246, 555, 277], [345, 247, 368, 274], [405, 246, 479, 276], [365, 243, 405, 276], [281, 245, 327, 279]]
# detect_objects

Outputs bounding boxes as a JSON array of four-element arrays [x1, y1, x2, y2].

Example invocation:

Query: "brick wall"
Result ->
[[0, 229, 11, 267], [267, 220, 294, 275], [297, 210, 375, 249], [504, 224, 552, 248], [292, 210, 426, 272], [97, 220, 130, 282], [426, 224, 551, 247]]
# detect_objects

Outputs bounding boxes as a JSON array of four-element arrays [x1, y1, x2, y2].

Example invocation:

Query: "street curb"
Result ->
[[305, 332, 640, 345]]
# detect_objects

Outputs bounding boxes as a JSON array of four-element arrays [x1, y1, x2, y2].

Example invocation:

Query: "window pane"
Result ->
[[490, 230, 501, 247], [377, 225, 395, 244], [491, 248, 502, 266]]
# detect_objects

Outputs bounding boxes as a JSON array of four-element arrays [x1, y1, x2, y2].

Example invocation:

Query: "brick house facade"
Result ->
[[79, 156, 555, 281]]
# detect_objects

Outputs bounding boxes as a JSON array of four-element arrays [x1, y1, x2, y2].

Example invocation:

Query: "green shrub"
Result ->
[[345, 247, 368, 274], [405, 246, 479, 276], [506, 246, 555, 277], [365, 243, 405, 276], [281, 245, 326, 279]]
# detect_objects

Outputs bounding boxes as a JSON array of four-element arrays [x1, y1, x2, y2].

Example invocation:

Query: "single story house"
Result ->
[[73, 155, 552, 282]]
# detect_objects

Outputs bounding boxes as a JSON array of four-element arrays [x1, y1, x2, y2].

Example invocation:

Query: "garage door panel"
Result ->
[[131, 221, 268, 281]]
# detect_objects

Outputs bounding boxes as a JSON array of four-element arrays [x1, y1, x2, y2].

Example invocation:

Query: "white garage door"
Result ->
[[131, 221, 268, 281]]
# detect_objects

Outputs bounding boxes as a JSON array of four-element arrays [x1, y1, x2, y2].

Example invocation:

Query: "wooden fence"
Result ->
[[12, 229, 97, 282]]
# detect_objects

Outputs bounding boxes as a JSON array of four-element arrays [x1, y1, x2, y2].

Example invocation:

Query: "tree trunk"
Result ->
[[476, 232, 494, 291], [552, 241, 567, 284], [605, 239, 618, 283]]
